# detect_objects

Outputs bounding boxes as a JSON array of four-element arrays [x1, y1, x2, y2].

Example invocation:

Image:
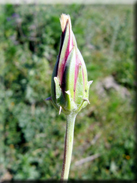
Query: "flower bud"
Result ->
[[49, 14, 93, 115]]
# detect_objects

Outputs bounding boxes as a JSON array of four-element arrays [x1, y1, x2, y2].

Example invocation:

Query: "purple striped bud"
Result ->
[[50, 14, 93, 115]]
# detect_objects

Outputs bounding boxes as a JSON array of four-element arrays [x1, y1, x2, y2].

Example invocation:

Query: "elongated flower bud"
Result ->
[[49, 14, 93, 115]]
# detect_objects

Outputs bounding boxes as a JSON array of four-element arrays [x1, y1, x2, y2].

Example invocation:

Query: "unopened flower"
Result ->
[[48, 14, 93, 115]]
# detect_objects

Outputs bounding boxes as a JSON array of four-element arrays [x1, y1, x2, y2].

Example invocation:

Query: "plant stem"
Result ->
[[61, 113, 77, 181]]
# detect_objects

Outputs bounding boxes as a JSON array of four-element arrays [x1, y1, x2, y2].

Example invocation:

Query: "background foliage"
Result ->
[[0, 4, 135, 180]]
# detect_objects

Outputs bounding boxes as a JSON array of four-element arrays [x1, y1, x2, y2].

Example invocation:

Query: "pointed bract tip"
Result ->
[[88, 80, 93, 86], [83, 98, 90, 104], [46, 97, 51, 101], [65, 90, 71, 95], [59, 106, 62, 115]]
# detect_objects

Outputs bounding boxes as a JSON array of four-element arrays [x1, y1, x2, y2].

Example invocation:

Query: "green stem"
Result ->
[[61, 113, 77, 181]]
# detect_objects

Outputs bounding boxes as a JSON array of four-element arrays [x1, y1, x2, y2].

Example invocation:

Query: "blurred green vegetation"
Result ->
[[0, 4, 135, 180]]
